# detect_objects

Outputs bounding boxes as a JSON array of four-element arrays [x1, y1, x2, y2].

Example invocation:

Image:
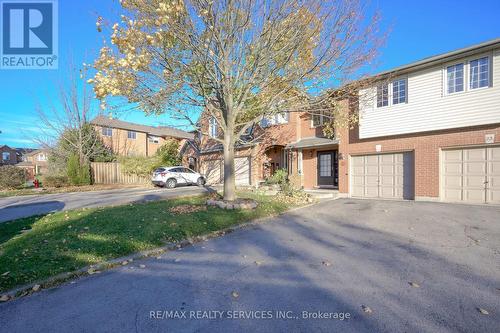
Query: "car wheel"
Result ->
[[166, 178, 177, 189], [196, 177, 206, 186]]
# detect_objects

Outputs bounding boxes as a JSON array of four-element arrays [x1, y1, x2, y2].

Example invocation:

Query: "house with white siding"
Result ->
[[337, 38, 500, 204]]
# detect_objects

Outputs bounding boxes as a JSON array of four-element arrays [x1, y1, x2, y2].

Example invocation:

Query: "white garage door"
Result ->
[[201, 159, 222, 185], [441, 146, 500, 204], [351, 152, 414, 200], [235, 157, 251, 186]]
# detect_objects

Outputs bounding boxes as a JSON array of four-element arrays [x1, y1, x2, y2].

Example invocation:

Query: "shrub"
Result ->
[[120, 140, 181, 177], [67, 154, 91, 186], [42, 175, 69, 188], [0, 166, 27, 189], [265, 168, 288, 185]]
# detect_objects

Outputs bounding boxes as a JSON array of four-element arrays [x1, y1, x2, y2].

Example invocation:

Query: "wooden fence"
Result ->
[[91, 162, 150, 185]]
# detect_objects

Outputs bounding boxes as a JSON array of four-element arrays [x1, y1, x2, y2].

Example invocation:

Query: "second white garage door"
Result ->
[[351, 152, 414, 200], [234, 157, 251, 186], [441, 146, 500, 204]]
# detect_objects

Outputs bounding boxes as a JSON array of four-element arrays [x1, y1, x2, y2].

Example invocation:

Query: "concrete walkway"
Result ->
[[0, 199, 499, 332], [0, 186, 210, 222]]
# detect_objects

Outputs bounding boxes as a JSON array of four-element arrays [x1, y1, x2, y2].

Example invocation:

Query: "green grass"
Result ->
[[0, 193, 296, 292]]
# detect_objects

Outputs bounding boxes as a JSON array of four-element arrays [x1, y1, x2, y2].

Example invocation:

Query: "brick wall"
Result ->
[[338, 123, 500, 198]]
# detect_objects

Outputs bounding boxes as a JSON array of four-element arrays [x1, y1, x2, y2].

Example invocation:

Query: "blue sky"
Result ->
[[1, 0, 500, 148]]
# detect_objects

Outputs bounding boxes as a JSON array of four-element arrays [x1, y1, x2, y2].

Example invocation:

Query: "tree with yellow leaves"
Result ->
[[91, 0, 384, 200]]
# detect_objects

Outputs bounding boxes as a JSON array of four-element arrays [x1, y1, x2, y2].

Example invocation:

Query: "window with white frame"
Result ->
[[312, 111, 324, 127], [2, 152, 10, 161], [261, 112, 289, 127], [392, 79, 407, 104], [148, 135, 160, 144], [446, 63, 464, 94], [376, 84, 389, 107], [209, 117, 218, 138], [470, 57, 489, 89], [102, 127, 112, 137], [127, 131, 136, 139], [37, 153, 47, 161]]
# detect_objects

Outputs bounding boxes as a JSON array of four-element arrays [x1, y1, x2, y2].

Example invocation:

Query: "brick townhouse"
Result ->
[[198, 38, 500, 205]]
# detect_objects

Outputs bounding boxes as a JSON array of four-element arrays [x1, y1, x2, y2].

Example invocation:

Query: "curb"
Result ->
[[0, 198, 324, 303]]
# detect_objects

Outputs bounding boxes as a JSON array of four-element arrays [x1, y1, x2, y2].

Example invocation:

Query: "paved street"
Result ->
[[1, 199, 499, 332], [0, 186, 210, 222]]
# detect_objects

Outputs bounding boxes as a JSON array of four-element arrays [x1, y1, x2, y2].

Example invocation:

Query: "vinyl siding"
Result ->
[[359, 48, 500, 139]]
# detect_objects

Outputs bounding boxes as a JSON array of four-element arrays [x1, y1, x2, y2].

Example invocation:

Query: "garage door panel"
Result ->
[[444, 175, 462, 187], [444, 162, 462, 174], [464, 148, 486, 161], [350, 152, 413, 200], [442, 146, 499, 204], [463, 190, 485, 203], [464, 162, 486, 174], [444, 150, 462, 161], [444, 189, 462, 201], [234, 157, 250, 185], [202, 160, 222, 185]]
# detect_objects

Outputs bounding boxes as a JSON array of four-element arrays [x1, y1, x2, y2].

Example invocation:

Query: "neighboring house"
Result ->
[[15, 149, 50, 179], [197, 38, 500, 205], [197, 107, 337, 186], [0, 145, 18, 166], [91, 116, 198, 169]]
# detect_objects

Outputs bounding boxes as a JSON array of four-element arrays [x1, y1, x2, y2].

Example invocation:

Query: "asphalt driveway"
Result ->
[[0, 186, 211, 223], [0, 199, 499, 332]]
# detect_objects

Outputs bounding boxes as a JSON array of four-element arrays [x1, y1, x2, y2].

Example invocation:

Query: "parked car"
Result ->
[[152, 166, 206, 188]]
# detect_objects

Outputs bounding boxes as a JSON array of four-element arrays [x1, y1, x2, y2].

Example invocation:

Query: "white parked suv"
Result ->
[[152, 166, 206, 188]]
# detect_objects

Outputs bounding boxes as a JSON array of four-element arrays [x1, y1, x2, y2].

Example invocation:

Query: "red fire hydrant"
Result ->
[[34, 179, 39, 188]]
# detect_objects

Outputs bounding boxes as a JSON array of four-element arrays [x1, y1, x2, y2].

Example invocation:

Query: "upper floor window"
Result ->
[[376, 84, 389, 107], [127, 131, 136, 139], [392, 79, 407, 104], [148, 135, 160, 144], [102, 127, 112, 137], [2, 152, 10, 161], [261, 112, 289, 127], [37, 153, 47, 161], [312, 111, 324, 127], [446, 63, 464, 94], [209, 117, 218, 138], [470, 57, 489, 89]]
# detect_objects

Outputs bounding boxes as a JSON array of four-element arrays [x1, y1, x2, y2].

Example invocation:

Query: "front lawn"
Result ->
[[0, 184, 149, 198], [0, 193, 298, 292]]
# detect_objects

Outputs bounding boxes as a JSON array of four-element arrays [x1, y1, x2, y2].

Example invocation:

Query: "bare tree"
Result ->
[[91, 0, 384, 200], [36, 64, 113, 174]]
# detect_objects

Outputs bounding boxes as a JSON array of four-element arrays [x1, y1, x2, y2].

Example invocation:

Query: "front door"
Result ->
[[317, 151, 338, 187]]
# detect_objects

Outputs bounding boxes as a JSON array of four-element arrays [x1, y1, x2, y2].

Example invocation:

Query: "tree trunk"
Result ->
[[223, 131, 236, 201]]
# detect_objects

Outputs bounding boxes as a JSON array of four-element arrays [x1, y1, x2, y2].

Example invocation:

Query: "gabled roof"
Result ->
[[374, 38, 500, 78], [91, 115, 194, 140]]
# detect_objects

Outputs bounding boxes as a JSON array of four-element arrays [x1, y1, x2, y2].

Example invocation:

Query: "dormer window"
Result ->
[[209, 117, 218, 138], [446, 63, 464, 94]]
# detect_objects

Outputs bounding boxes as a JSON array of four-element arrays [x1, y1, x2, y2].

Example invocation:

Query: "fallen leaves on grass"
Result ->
[[169, 205, 207, 215]]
